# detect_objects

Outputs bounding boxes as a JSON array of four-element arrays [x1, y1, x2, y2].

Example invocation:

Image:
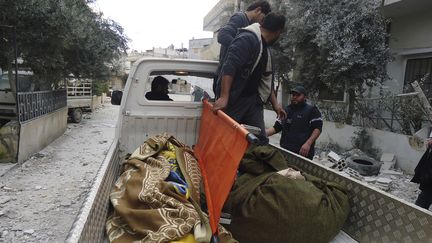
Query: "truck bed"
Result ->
[[66, 139, 432, 243], [67, 96, 92, 108]]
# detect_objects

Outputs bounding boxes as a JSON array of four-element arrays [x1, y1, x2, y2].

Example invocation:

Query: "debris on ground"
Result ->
[[0, 103, 119, 242], [314, 149, 419, 205], [380, 153, 396, 171]]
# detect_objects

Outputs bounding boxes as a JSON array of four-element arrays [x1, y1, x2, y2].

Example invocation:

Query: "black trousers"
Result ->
[[224, 96, 268, 145], [415, 189, 432, 210]]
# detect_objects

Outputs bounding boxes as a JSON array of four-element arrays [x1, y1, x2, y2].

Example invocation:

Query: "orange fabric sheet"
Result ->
[[194, 100, 249, 234]]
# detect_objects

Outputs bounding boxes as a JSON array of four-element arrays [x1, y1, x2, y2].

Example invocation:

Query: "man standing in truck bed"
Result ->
[[213, 12, 286, 144], [213, 1, 271, 94]]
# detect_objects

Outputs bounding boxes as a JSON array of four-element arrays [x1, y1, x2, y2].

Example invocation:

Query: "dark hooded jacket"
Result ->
[[411, 149, 432, 191], [216, 23, 265, 106], [213, 12, 250, 94], [217, 12, 250, 64]]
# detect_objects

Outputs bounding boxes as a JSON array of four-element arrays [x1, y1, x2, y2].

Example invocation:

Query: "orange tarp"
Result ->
[[194, 100, 250, 234]]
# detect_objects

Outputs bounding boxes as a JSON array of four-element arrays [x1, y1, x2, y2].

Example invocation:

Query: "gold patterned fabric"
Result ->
[[106, 133, 236, 243]]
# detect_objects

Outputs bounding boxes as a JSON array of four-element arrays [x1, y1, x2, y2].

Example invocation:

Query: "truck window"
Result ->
[[145, 73, 214, 102], [0, 73, 10, 90], [0, 71, 34, 92]]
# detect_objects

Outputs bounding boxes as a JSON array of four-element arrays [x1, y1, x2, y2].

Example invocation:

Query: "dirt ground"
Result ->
[[0, 103, 119, 243]]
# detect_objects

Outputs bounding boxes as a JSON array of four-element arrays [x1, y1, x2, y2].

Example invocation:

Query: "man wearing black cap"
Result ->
[[266, 85, 323, 159]]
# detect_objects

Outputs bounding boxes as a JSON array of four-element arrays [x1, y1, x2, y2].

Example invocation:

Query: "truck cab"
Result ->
[[0, 70, 33, 121]]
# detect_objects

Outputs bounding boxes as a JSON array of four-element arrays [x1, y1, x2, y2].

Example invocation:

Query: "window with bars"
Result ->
[[404, 57, 432, 100]]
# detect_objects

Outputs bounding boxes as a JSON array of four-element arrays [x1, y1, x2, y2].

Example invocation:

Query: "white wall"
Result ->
[[18, 107, 68, 163], [389, 10, 432, 50], [384, 55, 406, 94], [384, 9, 432, 94], [316, 122, 425, 174]]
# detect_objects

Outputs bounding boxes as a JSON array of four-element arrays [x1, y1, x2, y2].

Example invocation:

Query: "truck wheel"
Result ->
[[346, 156, 382, 176], [71, 108, 83, 123]]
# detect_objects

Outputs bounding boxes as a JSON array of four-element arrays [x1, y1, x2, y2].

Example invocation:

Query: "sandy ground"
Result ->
[[0, 103, 119, 243]]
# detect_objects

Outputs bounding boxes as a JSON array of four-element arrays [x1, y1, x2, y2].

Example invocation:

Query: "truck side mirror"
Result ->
[[111, 90, 123, 105]]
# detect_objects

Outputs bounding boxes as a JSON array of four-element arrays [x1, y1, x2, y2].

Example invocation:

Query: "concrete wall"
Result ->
[[384, 9, 432, 94], [389, 10, 432, 50], [316, 122, 424, 175], [197, 34, 220, 61], [263, 109, 425, 174], [110, 76, 124, 91], [0, 121, 19, 163], [18, 107, 67, 163], [91, 93, 106, 110], [384, 55, 406, 94]]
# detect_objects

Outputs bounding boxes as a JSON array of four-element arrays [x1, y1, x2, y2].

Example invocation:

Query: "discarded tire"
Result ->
[[346, 156, 381, 176], [70, 108, 83, 123]]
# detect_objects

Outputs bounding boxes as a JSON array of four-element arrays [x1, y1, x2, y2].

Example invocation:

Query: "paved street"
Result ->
[[0, 103, 119, 242]]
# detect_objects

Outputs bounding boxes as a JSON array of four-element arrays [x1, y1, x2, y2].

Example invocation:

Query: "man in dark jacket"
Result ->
[[266, 86, 323, 159], [213, 1, 271, 94], [217, 1, 271, 66], [213, 12, 286, 144], [412, 138, 432, 209], [145, 76, 173, 101]]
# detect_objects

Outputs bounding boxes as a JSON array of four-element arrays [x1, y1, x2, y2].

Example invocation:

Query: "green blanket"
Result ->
[[226, 145, 350, 243]]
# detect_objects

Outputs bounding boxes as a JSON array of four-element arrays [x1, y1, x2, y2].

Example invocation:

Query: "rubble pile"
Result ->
[[313, 149, 419, 204]]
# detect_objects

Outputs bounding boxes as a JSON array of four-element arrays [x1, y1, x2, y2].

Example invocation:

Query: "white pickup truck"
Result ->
[[66, 79, 92, 123], [66, 58, 432, 243]]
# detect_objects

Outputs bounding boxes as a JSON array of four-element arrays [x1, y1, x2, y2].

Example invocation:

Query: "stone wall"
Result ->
[[0, 121, 19, 163], [91, 93, 107, 111]]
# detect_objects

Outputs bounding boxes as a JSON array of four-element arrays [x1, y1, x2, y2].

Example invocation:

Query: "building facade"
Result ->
[[188, 38, 213, 60], [382, 0, 432, 98]]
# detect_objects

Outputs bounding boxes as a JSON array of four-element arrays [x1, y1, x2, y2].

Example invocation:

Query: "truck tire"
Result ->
[[71, 108, 83, 123], [346, 156, 382, 176]]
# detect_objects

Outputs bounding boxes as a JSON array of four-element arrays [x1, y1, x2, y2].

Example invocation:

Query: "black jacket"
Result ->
[[213, 12, 250, 94], [216, 24, 263, 105], [273, 103, 323, 159], [217, 12, 250, 64], [411, 149, 432, 191], [145, 92, 172, 101]]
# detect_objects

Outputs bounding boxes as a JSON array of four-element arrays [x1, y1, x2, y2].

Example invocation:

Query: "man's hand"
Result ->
[[299, 142, 311, 157], [213, 97, 228, 113], [274, 104, 287, 120], [427, 138, 432, 148]]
